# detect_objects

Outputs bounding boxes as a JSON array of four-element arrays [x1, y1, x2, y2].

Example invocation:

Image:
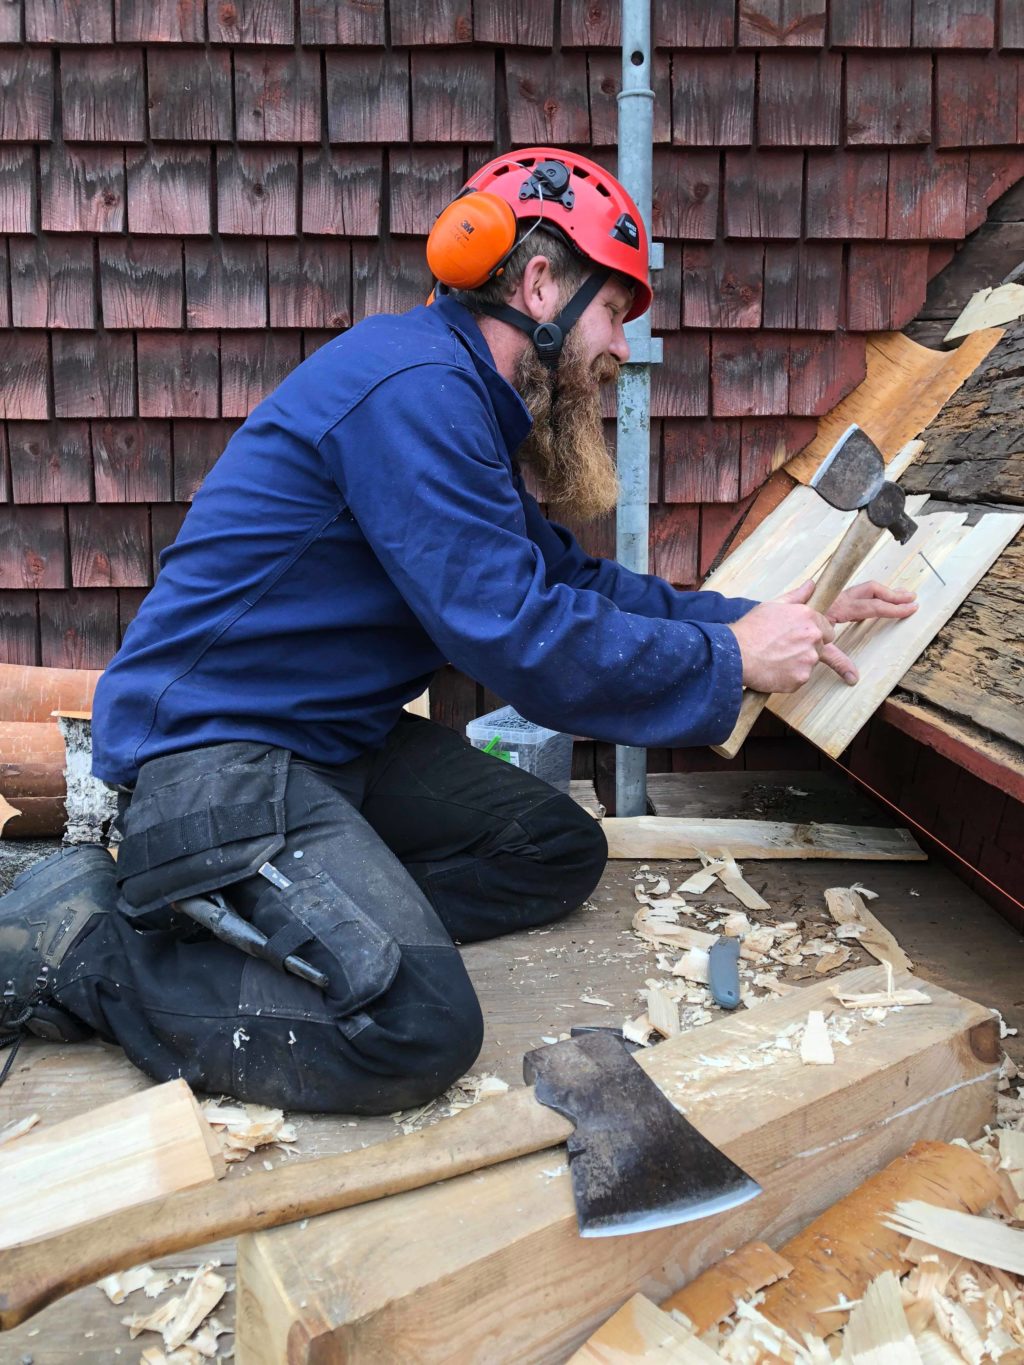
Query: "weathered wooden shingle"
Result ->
[[847, 243, 930, 329], [185, 239, 266, 328], [268, 241, 350, 328], [172, 419, 238, 501], [474, 0, 553, 45], [1004, 0, 1024, 45], [650, 242, 682, 329], [221, 331, 301, 418], [846, 54, 932, 145], [655, 0, 734, 45], [8, 421, 92, 502], [805, 150, 888, 237], [40, 587, 118, 667], [217, 148, 297, 235], [829, 0, 912, 45], [912, 0, 995, 47], [712, 333, 789, 417], [413, 50, 494, 143], [723, 151, 803, 238], [737, 0, 826, 46], [208, 0, 294, 42], [0, 332, 49, 418], [758, 52, 841, 146], [61, 47, 145, 141], [101, 239, 184, 328], [115, 0, 205, 42], [392, 0, 472, 43], [147, 48, 232, 140], [0, 144, 35, 230], [138, 333, 220, 417], [390, 148, 463, 235], [935, 54, 1020, 146], [739, 416, 815, 495], [234, 50, 321, 142], [299, 0, 384, 43], [126, 146, 210, 233], [682, 243, 764, 329], [506, 52, 585, 146], [150, 504, 188, 575], [0, 48, 53, 140], [93, 420, 174, 502], [0, 507, 67, 588], [70, 504, 151, 587], [762, 242, 843, 329], [649, 505, 698, 586], [662, 419, 741, 502], [302, 147, 381, 236], [788, 333, 866, 414], [589, 52, 671, 145], [327, 52, 409, 142], [53, 332, 136, 418], [0, 239, 8, 328], [652, 332, 710, 417], [27, 0, 113, 42], [671, 53, 754, 145], [10, 236, 95, 328], [0, 0, 22, 41], [352, 238, 430, 320], [652, 149, 719, 239], [888, 148, 969, 238], [41, 144, 125, 231], [0, 589, 41, 666], [561, 0, 619, 45]]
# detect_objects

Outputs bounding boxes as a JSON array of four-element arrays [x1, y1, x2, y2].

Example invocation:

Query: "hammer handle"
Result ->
[[0, 1083, 570, 1332], [712, 510, 880, 760]]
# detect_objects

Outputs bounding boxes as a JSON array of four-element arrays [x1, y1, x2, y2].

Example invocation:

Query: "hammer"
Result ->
[[0, 1032, 760, 1329], [713, 425, 919, 760]]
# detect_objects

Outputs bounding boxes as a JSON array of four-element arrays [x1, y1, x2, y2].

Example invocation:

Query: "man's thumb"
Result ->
[[778, 578, 815, 605]]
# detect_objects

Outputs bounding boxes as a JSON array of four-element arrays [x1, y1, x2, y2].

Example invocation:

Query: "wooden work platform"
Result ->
[[2, 770, 1022, 1362]]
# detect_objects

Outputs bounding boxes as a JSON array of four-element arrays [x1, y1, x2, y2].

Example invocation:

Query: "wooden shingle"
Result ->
[[221, 331, 301, 418], [234, 51, 321, 143], [561, 0, 619, 46], [413, 51, 494, 142], [326, 52, 409, 142], [649, 505, 698, 586], [655, 0, 734, 46], [8, 421, 92, 502], [93, 420, 174, 502], [762, 242, 843, 330], [712, 332, 789, 416], [936, 54, 1020, 146], [115, 0, 205, 42], [1004, 0, 1024, 46], [847, 243, 930, 329], [100, 239, 184, 328], [652, 149, 719, 239], [389, 148, 463, 236], [0, 507, 67, 590], [737, 0, 827, 46], [208, 0, 294, 42], [671, 53, 754, 145], [40, 588, 118, 667], [652, 332, 710, 417], [0, 1, 21, 41], [217, 148, 298, 235], [126, 147, 211, 234], [41, 144, 125, 232], [27, 0, 113, 42], [53, 332, 136, 418], [829, 0, 912, 45], [805, 150, 888, 237], [172, 420, 238, 501], [392, 0, 472, 44], [788, 332, 866, 414], [662, 419, 741, 502], [10, 236, 96, 328], [185, 239, 267, 328], [888, 148, 970, 238], [61, 48, 145, 141], [682, 243, 764, 328], [473, 1, 553, 45], [0, 48, 53, 140], [739, 416, 816, 495], [302, 148, 381, 236], [299, 0, 384, 44], [117, 587, 147, 638], [723, 151, 803, 238], [352, 239, 430, 320], [138, 333, 220, 418], [650, 242, 682, 329], [0, 332, 49, 418], [70, 505, 151, 587], [846, 53, 932, 145], [0, 144, 35, 231], [912, 0, 995, 47], [151, 504, 188, 576], [506, 52, 585, 146], [758, 52, 841, 146], [589, 53, 671, 146], [0, 590, 41, 666], [268, 241, 350, 328], [147, 48, 232, 140], [967, 149, 1024, 228], [0, 239, 8, 328], [699, 496, 757, 577]]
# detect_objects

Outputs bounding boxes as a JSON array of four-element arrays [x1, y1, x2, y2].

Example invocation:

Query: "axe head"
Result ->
[[523, 1030, 761, 1238], [811, 424, 918, 544]]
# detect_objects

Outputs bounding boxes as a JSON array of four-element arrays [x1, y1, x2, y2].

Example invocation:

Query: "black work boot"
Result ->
[[0, 844, 116, 1048]]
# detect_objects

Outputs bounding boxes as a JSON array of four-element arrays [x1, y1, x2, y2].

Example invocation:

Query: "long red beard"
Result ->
[[514, 331, 621, 523]]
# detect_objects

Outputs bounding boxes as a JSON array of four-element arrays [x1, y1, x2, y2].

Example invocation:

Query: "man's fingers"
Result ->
[[856, 580, 916, 603], [812, 610, 835, 644], [819, 642, 858, 684], [841, 599, 918, 621], [778, 579, 815, 605]]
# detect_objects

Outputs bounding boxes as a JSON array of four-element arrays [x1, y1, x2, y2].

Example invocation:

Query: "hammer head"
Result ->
[[811, 424, 918, 544], [524, 1030, 760, 1238]]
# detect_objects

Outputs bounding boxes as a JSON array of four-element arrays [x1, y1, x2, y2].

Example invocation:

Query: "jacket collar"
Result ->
[[429, 295, 533, 456]]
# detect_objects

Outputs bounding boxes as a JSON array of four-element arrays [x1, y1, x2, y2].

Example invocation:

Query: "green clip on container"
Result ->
[[465, 706, 573, 795]]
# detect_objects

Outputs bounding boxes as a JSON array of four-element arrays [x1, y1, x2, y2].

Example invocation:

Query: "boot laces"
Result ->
[[0, 966, 51, 1087]]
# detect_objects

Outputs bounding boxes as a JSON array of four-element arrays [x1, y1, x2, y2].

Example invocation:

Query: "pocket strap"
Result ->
[[117, 801, 279, 879]]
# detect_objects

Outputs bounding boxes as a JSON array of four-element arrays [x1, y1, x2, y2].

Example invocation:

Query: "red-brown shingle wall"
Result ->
[[2, 0, 1024, 670]]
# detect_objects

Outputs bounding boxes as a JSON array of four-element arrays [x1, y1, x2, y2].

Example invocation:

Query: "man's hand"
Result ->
[[729, 581, 859, 693], [827, 579, 918, 626]]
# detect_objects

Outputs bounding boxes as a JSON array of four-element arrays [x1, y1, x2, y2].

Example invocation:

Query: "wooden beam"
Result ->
[[599, 816, 924, 860], [235, 967, 998, 1364], [881, 696, 1024, 806]]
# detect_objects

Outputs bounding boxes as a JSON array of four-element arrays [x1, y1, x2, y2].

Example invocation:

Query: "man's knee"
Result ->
[[520, 792, 608, 907]]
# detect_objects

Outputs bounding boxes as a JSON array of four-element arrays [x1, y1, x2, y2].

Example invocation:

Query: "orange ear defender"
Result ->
[[425, 191, 517, 291]]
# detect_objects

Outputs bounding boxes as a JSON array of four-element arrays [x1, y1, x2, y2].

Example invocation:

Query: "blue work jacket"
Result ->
[[92, 297, 756, 786]]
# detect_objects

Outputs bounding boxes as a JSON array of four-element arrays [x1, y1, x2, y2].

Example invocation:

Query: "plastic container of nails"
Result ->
[[465, 705, 574, 795]]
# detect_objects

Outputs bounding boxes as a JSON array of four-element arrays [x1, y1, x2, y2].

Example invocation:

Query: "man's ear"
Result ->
[[518, 254, 559, 323]]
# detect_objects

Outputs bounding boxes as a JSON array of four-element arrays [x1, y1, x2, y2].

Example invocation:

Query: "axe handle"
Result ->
[[0, 1083, 571, 1332], [712, 509, 881, 759]]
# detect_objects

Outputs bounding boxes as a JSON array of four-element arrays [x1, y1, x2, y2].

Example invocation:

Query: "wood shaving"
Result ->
[[0, 1113, 39, 1147], [646, 983, 680, 1038], [391, 1072, 510, 1134], [835, 987, 932, 1009], [199, 1101, 297, 1162], [800, 1011, 835, 1066], [122, 1264, 226, 1353]]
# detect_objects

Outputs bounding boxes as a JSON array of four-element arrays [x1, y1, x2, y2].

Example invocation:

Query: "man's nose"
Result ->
[[609, 330, 630, 365]]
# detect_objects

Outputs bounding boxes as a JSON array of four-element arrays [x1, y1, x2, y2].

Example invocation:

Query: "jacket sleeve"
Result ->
[[319, 364, 747, 749], [517, 480, 759, 625]]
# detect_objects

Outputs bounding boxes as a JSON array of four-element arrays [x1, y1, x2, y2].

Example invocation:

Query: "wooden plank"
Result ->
[[785, 328, 1003, 485], [568, 1294, 720, 1363], [234, 50, 320, 143], [598, 817, 924, 860], [0, 0, 21, 41], [220, 332, 301, 420], [0, 332, 49, 419], [208, 0, 294, 42], [100, 238, 183, 329], [651, 149, 719, 240], [138, 334, 220, 419], [737, 0, 825, 44], [40, 144, 125, 233], [302, 148, 381, 237], [185, 239, 267, 329], [805, 150, 889, 239], [723, 151, 803, 238], [60, 47, 144, 142], [69, 506, 152, 589], [945, 283, 1024, 343], [883, 696, 1024, 806], [147, 48, 232, 141], [92, 420, 174, 503], [0, 1079, 223, 1252], [10, 235, 95, 329], [216, 148, 298, 236], [52, 332, 134, 420], [8, 421, 92, 503], [0, 48, 52, 140], [769, 511, 1024, 758], [236, 967, 997, 1364], [268, 241, 350, 329], [325, 52, 409, 143], [505, 52, 585, 146], [126, 146, 211, 235], [758, 52, 841, 146], [352, 238, 435, 322], [414, 50, 494, 142], [845, 53, 931, 145], [670, 53, 754, 146]]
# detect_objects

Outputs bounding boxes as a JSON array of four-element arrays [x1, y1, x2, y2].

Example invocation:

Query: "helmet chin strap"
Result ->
[[478, 268, 610, 370]]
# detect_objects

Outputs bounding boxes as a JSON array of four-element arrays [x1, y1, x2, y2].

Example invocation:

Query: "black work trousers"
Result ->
[[54, 715, 608, 1113]]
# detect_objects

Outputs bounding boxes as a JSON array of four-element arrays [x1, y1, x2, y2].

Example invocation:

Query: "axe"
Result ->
[[713, 424, 919, 760], [0, 1031, 760, 1330]]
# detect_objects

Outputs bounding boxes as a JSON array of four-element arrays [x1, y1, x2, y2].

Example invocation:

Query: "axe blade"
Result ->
[[523, 1031, 761, 1238], [810, 423, 886, 510]]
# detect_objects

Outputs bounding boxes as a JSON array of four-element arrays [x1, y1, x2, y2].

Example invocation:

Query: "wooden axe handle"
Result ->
[[0, 1083, 570, 1331], [712, 509, 881, 760]]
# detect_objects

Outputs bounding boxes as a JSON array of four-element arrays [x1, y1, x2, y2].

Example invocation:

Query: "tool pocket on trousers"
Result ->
[[114, 742, 291, 927]]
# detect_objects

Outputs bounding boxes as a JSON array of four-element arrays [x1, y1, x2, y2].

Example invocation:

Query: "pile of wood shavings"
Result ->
[[199, 1099, 298, 1164], [390, 1072, 510, 1135], [98, 1262, 233, 1363]]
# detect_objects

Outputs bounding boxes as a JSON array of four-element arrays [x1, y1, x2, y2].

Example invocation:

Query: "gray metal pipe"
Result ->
[[615, 0, 662, 816]]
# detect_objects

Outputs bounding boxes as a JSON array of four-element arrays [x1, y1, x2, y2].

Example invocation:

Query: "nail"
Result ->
[[843, 671, 857, 685]]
